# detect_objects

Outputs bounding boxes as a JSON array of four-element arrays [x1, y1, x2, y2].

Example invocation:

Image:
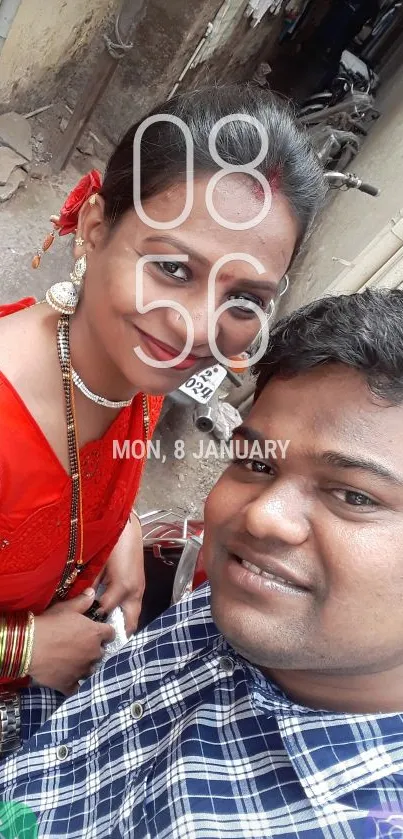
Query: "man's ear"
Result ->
[[74, 195, 108, 260]]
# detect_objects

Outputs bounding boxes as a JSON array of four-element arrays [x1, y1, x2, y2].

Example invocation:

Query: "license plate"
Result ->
[[178, 364, 227, 404]]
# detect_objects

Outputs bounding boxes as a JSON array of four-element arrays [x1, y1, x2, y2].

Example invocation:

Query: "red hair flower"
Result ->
[[31, 169, 102, 269], [52, 169, 102, 236]]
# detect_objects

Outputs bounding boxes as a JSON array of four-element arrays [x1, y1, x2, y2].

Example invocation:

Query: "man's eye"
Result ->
[[332, 489, 378, 507], [227, 293, 266, 318], [156, 261, 190, 282], [232, 458, 273, 475]]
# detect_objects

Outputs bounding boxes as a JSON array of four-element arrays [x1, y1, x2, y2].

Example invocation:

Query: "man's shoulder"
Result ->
[[97, 583, 220, 697], [138, 580, 214, 643], [125, 583, 216, 660]]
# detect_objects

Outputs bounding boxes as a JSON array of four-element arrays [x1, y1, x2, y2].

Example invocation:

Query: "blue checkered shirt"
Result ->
[[1, 584, 403, 838]]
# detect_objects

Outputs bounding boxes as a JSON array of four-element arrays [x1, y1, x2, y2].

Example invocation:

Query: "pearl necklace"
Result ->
[[71, 367, 134, 409]]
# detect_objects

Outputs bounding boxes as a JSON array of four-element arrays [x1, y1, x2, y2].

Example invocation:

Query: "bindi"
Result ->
[[251, 168, 281, 200]]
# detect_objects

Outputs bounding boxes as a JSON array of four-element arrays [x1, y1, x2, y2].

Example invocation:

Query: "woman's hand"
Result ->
[[29, 589, 115, 695], [98, 515, 145, 636]]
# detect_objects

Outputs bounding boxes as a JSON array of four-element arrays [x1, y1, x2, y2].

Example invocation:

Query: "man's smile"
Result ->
[[224, 551, 311, 598]]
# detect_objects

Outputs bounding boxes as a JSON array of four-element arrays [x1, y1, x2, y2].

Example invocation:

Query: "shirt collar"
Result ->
[[241, 659, 403, 808]]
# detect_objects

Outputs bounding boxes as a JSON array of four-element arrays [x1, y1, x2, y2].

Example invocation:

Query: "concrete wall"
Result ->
[[281, 66, 403, 317], [0, 0, 117, 110], [88, 0, 224, 145], [0, 0, 279, 147], [185, 5, 284, 89]]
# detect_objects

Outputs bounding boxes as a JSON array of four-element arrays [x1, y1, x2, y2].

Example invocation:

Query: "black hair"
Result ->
[[99, 84, 326, 257], [254, 289, 403, 404]]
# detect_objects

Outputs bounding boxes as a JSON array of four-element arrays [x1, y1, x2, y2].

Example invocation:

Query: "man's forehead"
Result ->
[[249, 366, 403, 461]]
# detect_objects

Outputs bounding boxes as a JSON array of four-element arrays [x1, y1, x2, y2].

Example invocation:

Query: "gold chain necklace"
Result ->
[[54, 314, 149, 600]]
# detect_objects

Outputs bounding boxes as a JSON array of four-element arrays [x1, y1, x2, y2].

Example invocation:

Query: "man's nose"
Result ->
[[244, 482, 310, 546]]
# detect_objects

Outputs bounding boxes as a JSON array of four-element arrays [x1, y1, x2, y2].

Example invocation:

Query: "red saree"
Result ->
[[0, 299, 163, 635]]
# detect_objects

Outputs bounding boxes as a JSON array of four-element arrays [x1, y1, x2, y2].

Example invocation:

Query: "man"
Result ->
[[2, 288, 403, 838]]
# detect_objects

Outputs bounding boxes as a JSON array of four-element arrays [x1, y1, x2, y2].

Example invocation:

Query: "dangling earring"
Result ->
[[45, 255, 87, 315], [31, 231, 56, 270]]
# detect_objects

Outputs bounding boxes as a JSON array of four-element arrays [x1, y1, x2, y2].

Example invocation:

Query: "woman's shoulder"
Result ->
[[0, 298, 58, 382], [0, 299, 36, 408], [0, 297, 39, 373], [0, 301, 63, 459], [0, 297, 37, 318]]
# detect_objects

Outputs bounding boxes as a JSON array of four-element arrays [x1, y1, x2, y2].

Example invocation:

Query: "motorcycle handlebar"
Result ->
[[357, 180, 379, 197], [324, 171, 379, 197]]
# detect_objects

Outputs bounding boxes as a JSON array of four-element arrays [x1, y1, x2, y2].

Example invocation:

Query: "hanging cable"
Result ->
[[103, 11, 134, 60]]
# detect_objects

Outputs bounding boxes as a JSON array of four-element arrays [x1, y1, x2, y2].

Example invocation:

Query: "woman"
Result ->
[[0, 84, 325, 754]]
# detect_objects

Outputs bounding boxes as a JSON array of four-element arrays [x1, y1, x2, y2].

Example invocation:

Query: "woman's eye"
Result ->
[[332, 489, 378, 507], [156, 261, 190, 282], [227, 293, 266, 317]]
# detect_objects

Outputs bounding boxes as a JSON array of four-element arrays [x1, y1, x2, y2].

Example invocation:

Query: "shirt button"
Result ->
[[56, 745, 69, 761], [219, 656, 235, 676], [130, 702, 144, 720]]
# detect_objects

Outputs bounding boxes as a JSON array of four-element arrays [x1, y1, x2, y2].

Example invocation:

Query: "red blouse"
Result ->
[[0, 299, 163, 619]]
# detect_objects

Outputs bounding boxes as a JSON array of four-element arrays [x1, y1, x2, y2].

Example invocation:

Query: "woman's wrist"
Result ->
[[0, 612, 35, 680], [20, 612, 35, 678]]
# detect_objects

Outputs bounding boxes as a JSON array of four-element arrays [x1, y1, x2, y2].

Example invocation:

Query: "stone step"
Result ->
[[0, 146, 27, 186], [0, 168, 27, 203], [0, 112, 32, 162]]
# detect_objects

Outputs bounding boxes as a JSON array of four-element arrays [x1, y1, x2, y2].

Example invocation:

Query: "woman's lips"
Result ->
[[136, 328, 209, 371]]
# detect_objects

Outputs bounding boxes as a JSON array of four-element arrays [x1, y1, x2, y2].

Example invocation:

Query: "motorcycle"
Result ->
[[299, 86, 380, 166], [354, 0, 403, 64], [252, 48, 380, 175], [335, 49, 379, 96], [308, 124, 361, 170], [297, 49, 380, 169], [298, 50, 378, 118], [324, 169, 380, 197], [160, 361, 245, 433], [138, 509, 205, 629]]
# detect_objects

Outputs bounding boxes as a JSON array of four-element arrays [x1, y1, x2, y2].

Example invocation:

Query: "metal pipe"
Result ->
[[227, 379, 255, 408], [327, 212, 403, 295], [193, 403, 217, 433], [167, 22, 213, 100], [238, 393, 254, 415], [364, 248, 403, 290]]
